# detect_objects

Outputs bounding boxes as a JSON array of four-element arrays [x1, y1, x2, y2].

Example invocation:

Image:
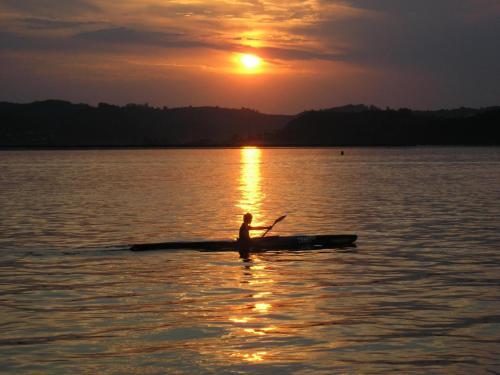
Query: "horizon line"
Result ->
[[2, 99, 500, 117]]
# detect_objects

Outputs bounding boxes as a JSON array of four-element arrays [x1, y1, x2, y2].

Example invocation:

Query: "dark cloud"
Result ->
[[291, 0, 500, 107], [0, 30, 88, 52], [20, 17, 100, 29], [0, 0, 100, 16], [74, 27, 212, 49], [298, 0, 500, 71], [74, 27, 341, 61], [0, 23, 341, 62], [0, 28, 212, 54], [0, 31, 52, 51], [240, 45, 342, 61], [342, 0, 500, 15]]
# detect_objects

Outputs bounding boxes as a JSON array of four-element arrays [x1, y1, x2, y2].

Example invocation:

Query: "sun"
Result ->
[[240, 54, 261, 69]]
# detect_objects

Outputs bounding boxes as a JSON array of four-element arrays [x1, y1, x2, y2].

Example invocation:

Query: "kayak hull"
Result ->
[[130, 234, 357, 252]]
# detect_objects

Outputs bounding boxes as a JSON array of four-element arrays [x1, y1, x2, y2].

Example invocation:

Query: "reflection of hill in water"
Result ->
[[1, 100, 499, 147]]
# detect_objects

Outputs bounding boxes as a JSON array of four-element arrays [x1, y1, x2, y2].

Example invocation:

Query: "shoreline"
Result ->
[[1, 144, 499, 151]]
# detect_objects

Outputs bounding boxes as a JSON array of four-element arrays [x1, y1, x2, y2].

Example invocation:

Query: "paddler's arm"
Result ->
[[249, 225, 272, 231]]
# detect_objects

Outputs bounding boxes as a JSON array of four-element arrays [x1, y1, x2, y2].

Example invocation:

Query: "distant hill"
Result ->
[[0, 100, 292, 147], [274, 107, 500, 146], [1, 100, 499, 147], [320, 104, 379, 113]]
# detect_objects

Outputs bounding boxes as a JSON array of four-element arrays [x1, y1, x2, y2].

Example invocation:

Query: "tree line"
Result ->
[[1, 100, 498, 147]]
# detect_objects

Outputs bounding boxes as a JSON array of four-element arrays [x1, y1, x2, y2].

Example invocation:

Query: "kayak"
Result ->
[[130, 234, 357, 252]]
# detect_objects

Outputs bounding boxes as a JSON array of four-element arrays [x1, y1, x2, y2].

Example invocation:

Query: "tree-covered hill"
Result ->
[[273, 106, 500, 146], [0, 100, 291, 147], [1, 100, 499, 147]]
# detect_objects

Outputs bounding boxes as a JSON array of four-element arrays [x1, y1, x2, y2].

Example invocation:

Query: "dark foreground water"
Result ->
[[1, 147, 499, 374]]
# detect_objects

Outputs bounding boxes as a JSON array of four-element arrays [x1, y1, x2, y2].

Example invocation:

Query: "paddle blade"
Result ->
[[273, 215, 287, 225], [262, 215, 287, 238]]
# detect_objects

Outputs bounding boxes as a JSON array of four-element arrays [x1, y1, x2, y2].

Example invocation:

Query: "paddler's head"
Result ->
[[243, 212, 253, 224]]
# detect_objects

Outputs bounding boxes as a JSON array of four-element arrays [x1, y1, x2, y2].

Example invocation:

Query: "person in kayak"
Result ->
[[238, 213, 271, 245]]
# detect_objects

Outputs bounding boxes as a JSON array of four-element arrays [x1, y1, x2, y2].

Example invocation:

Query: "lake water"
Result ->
[[1, 147, 499, 374]]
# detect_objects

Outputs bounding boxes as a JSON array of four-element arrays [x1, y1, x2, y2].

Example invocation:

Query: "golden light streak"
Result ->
[[244, 328, 265, 335], [253, 291, 272, 298], [243, 326, 276, 335], [253, 302, 271, 313], [242, 352, 267, 362], [230, 317, 251, 323], [237, 147, 264, 225], [249, 278, 274, 286], [251, 264, 266, 271]]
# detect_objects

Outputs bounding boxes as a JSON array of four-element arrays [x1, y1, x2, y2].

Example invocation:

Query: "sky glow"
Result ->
[[0, 0, 499, 113]]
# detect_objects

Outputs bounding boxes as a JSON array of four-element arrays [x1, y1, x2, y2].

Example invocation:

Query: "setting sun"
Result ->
[[240, 54, 261, 69]]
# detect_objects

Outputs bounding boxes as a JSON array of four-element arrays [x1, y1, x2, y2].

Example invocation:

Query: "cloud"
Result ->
[[341, 0, 500, 16], [296, 0, 500, 71], [238, 45, 342, 62], [0, 0, 100, 16], [0, 26, 210, 53], [0, 0, 349, 61], [145, 1, 316, 22], [72, 26, 340, 62], [74, 27, 207, 48], [0, 21, 336, 61], [19, 17, 100, 29], [1, 0, 499, 110], [0, 31, 50, 51], [0, 30, 93, 52]]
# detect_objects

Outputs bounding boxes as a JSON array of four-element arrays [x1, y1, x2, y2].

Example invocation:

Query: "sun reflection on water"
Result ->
[[243, 327, 276, 336], [237, 351, 267, 362], [253, 291, 272, 298], [253, 302, 272, 313], [229, 317, 251, 323], [226, 254, 280, 365], [237, 147, 264, 226]]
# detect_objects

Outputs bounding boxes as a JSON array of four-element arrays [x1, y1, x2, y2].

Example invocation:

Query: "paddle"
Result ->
[[261, 215, 287, 238]]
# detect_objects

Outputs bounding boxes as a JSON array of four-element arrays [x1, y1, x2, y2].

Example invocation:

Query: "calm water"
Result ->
[[1, 147, 499, 374]]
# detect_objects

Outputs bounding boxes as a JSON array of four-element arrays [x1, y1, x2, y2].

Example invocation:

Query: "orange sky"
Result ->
[[1, 0, 499, 113]]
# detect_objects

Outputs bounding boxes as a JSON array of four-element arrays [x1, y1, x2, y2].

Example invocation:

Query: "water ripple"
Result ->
[[0, 147, 499, 373]]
